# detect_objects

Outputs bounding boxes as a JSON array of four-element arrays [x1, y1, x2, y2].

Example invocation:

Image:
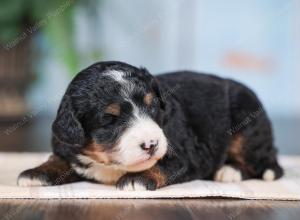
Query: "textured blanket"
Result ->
[[0, 153, 300, 200]]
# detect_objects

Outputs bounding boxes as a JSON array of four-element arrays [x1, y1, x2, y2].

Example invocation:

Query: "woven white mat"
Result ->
[[0, 153, 300, 200]]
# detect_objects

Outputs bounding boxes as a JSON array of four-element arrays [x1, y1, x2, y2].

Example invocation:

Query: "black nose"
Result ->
[[140, 140, 158, 153]]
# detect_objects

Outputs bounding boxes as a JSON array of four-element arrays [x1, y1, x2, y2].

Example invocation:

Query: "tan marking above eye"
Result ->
[[105, 103, 121, 116], [144, 92, 154, 106]]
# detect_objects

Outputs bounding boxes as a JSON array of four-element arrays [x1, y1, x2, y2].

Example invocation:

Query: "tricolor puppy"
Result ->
[[18, 61, 283, 190]]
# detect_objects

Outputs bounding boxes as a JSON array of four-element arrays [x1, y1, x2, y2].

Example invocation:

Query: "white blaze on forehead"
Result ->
[[104, 70, 127, 83], [104, 70, 135, 97]]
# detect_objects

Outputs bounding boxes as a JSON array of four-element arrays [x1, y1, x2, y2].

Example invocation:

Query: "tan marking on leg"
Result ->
[[227, 134, 255, 176], [228, 134, 245, 165], [37, 155, 72, 175], [18, 154, 79, 186], [143, 166, 166, 188]]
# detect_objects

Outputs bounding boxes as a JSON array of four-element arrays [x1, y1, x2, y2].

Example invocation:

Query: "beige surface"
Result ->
[[0, 153, 300, 200]]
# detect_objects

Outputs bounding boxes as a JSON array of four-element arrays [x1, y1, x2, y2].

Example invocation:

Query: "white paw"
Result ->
[[214, 165, 242, 183], [120, 181, 147, 191], [17, 176, 48, 187], [262, 169, 275, 181]]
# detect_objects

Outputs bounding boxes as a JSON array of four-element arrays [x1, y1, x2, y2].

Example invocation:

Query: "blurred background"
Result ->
[[0, 0, 299, 154]]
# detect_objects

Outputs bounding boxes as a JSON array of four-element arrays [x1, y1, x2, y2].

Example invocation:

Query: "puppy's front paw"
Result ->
[[116, 174, 157, 191], [17, 169, 51, 187]]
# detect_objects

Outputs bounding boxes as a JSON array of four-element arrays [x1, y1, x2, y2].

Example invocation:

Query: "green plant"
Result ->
[[0, 0, 79, 74]]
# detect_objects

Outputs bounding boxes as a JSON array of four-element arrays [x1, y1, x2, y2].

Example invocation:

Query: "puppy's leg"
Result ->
[[116, 166, 166, 191], [214, 132, 283, 183], [219, 84, 284, 182], [17, 155, 82, 186], [116, 157, 187, 191]]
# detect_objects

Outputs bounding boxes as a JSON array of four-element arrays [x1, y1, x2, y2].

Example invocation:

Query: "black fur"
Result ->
[[18, 61, 283, 189]]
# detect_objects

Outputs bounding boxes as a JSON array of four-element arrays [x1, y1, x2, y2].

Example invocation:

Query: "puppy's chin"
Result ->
[[122, 157, 159, 172]]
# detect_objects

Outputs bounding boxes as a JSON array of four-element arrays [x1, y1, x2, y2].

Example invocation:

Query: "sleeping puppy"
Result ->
[[18, 61, 283, 190]]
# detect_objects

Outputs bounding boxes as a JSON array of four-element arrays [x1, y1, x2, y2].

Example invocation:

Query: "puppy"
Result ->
[[18, 61, 283, 190]]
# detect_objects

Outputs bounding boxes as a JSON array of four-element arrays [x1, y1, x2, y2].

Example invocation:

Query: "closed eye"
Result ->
[[101, 113, 118, 126]]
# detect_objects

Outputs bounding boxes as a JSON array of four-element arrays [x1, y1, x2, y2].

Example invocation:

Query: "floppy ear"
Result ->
[[52, 96, 85, 150], [151, 78, 166, 110], [141, 67, 166, 110]]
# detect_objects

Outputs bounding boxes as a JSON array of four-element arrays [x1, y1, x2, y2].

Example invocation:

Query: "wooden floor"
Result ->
[[0, 199, 299, 220], [1, 116, 300, 220]]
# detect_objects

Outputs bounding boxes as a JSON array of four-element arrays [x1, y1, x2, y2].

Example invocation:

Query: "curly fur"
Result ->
[[18, 61, 283, 190]]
